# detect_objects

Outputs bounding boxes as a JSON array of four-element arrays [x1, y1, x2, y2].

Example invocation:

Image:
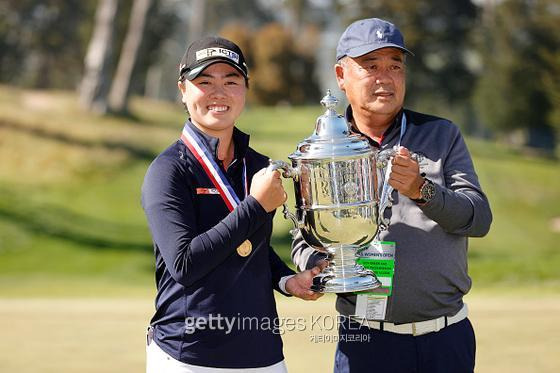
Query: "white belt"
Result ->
[[353, 303, 468, 336]]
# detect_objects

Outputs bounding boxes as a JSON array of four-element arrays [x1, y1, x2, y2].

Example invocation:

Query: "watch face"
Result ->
[[421, 180, 436, 202]]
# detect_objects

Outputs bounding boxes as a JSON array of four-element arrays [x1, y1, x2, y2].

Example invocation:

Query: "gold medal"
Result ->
[[237, 240, 252, 257]]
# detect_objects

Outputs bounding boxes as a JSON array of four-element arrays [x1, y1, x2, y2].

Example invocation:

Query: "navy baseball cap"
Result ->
[[179, 36, 248, 81], [336, 18, 414, 61]]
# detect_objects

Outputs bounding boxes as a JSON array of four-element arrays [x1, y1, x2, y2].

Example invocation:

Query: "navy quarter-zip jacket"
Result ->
[[142, 119, 295, 368]]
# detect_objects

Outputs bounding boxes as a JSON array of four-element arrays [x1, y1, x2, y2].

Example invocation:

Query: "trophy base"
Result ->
[[311, 268, 381, 293]]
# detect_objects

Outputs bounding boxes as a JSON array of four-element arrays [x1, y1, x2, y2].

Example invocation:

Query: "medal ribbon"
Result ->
[[180, 123, 247, 212]]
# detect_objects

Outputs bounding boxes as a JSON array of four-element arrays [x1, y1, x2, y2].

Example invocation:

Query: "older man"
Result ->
[[292, 18, 492, 373]]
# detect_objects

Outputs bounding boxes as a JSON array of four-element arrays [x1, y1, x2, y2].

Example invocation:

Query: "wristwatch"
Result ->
[[412, 178, 436, 204]]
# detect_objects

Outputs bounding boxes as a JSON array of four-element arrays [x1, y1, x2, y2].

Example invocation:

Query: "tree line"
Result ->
[[0, 0, 558, 151]]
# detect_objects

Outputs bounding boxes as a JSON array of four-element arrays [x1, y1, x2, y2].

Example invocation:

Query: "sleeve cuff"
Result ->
[[417, 182, 444, 212], [278, 275, 295, 295], [244, 195, 270, 219]]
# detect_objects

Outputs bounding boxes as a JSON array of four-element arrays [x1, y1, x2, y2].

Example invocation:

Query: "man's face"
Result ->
[[336, 48, 406, 120], [178, 63, 246, 136]]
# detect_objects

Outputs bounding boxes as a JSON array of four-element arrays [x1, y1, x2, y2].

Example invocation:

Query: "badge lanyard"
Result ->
[[180, 123, 247, 212], [378, 113, 407, 227], [357, 115, 406, 319]]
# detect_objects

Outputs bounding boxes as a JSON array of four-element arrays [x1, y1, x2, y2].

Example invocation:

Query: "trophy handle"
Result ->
[[376, 147, 424, 233], [267, 160, 302, 238], [267, 160, 299, 179], [378, 196, 393, 232]]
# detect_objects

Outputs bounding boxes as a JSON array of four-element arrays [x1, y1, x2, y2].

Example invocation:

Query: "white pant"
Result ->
[[146, 339, 288, 373]]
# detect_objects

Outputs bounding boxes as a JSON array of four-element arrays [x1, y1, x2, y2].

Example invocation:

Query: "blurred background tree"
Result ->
[[107, 0, 153, 114], [229, 22, 321, 105], [473, 0, 560, 152], [0, 0, 95, 89], [79, 0, 118, 114]]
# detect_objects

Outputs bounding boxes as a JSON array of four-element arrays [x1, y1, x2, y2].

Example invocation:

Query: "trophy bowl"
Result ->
[[269, 90, 382, 293]]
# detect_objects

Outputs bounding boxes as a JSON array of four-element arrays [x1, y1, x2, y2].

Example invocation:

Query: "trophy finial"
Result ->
[[314, 89, 350, 137], [320, 89, 338, 111]]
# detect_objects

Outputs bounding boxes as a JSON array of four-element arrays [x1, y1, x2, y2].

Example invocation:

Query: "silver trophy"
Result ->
[[268, 91, 383, 293]]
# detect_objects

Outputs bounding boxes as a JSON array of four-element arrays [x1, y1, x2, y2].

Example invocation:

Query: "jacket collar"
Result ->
[[344, 105, 404, 147], [184, 119, 250, 162]]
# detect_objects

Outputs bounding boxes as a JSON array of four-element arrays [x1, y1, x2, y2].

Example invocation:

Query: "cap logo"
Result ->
[[195, 48, 240, 63], [376, 30, 384, 39]]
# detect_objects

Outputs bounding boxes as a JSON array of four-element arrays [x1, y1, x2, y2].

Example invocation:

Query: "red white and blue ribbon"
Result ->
[[180, 123, 247, 212]]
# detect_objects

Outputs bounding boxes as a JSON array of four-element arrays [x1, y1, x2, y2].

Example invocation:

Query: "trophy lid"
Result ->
[[289, 90, 374, 160]]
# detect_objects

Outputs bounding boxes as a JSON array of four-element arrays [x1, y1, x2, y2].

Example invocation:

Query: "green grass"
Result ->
[[1, 295, 560, 372], [0, 85, 559, 296]]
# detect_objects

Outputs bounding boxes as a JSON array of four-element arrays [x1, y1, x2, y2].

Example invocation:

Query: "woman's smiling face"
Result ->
[[179, 62, 247, 136]]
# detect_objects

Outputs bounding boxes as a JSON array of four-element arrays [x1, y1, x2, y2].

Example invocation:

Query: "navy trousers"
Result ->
[[334, 318, 475, 373]]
